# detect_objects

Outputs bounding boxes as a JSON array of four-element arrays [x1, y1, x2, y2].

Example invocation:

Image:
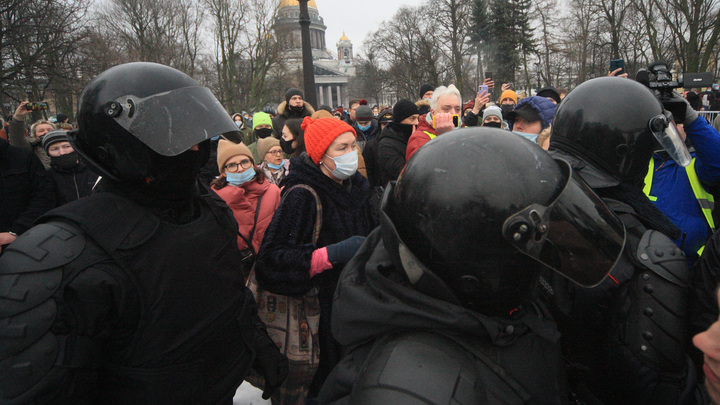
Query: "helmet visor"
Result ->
[[502, 160, 626, 287], [649, 111, 691, 167], [111, 86, 242, 156]]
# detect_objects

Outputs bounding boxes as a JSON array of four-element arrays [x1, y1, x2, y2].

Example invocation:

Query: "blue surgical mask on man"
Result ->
[[226, 168, 255, 186], [322, 150, 358, 180], [357, 123, 372, 132]]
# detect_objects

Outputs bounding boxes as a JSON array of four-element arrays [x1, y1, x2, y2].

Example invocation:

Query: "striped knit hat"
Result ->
[[301, 116, 355, 164]]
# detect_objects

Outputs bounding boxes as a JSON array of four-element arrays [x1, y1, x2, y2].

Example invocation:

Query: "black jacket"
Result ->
[[547, 150, 696, 405], [377, 123, 411, 186], [318, 224, 569, 404], [361, 135, 381, 189], [47, 161, 98, 206], [352, 119, 380, 144], [255, 153, 376, 393], [271, 101, 314, 137], [0, 139, 55, 235], [0, 189, 268, 404]]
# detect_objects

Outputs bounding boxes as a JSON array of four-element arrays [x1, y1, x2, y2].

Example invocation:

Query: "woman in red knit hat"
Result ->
[[255, 116, 377, 402]]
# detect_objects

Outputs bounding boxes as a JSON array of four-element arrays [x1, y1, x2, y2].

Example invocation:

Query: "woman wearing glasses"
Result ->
[[257, 137, 290, 186], [211, 139, 281, 260]]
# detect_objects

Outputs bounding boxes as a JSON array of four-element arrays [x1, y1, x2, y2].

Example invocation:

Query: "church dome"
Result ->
[[279, 0, 318, 8], [339, 31, 349, 41]]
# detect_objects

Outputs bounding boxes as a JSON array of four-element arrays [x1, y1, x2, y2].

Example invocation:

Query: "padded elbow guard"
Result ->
[[0, 223, 85, 403]]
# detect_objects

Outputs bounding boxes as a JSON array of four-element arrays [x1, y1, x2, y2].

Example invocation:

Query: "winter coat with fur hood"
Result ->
[[271, 100, 315, 137]]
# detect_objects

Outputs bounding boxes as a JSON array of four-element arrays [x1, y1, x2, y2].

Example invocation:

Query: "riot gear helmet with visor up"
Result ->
[[70, 62, 242, 186]]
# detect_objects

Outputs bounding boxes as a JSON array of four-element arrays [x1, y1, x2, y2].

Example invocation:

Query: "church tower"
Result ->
[[337, 31, 353, 65]]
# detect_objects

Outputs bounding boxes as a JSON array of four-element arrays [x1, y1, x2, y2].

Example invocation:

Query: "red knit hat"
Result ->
[[301, 116, 355, 164]]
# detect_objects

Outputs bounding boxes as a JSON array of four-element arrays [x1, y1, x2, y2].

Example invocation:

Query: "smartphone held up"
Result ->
[[25, 102, 49, 111]]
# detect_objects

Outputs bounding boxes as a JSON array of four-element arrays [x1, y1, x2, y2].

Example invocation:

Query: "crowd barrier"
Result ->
[[699, 111, 719, 124]]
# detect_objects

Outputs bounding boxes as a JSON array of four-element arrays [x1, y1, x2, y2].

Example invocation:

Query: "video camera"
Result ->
[[636, 61, 714, 123]]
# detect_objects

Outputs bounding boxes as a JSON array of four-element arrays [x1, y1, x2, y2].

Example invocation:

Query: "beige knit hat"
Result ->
[[217, 139, 254, 173], [257, 137, 281, 161]]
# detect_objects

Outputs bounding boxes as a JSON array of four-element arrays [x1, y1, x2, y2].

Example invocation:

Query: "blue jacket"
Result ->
[[646, 116, 720, 257]]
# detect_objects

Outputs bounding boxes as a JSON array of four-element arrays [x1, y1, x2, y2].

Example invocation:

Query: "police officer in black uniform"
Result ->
[[0, 62, 287, 404], [548, 77, 699, 404], [318, 128, 627, 404]]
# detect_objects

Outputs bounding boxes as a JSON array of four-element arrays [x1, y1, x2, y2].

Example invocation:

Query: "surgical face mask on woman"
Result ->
[[225, 168, 255, 186], [322, 150, 358, 180]]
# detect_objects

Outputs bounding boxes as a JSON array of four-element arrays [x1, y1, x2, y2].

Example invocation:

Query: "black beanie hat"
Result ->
[[285, 88, 304, 104], [393, 99, 420, 124], [419, 83, 434, 99]]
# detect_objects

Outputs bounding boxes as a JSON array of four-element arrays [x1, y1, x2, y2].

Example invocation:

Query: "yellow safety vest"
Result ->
[[643, 157, 715, 255], [423, 131, 438, 140]]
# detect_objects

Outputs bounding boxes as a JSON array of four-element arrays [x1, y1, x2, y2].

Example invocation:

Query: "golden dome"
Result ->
[[279, 0, 318, 8], [339, 31, 349, 41]]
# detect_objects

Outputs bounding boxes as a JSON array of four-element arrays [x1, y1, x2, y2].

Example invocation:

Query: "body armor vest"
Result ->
[[42, 192, 255, 404]]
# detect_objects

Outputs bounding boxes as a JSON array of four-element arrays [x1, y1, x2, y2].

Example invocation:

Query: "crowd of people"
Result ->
[[4, 60, 720, 405]]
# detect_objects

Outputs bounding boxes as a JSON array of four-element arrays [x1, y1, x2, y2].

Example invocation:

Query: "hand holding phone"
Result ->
[[478, 85, 489, 96], [25, 101, 49, 111], [475, 90, 490, 112], [433, 113, 459, 135], [609, 59, 626, 76]]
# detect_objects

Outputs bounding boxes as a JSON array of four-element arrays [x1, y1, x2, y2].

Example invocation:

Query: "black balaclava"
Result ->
[[50, 152, 80, 170], [390, 99, 420, 139]]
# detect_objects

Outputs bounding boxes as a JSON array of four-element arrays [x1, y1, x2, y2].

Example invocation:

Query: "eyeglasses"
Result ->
[[225, 159, 253, 172], [266, 150, 283, 156]]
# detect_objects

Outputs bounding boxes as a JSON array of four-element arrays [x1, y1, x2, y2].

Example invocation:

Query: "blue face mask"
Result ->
[[225, 168, 255, 186], [357, 123, 371, 132], [267, 161, 284, 170], [512, 131, 539, 143], [323, 150, 358, 180]]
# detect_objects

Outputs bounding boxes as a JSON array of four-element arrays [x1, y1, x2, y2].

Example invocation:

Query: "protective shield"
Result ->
[[502, 160, 626, 287], [649, 110, 691, 167], [110, 86, 242, 156]]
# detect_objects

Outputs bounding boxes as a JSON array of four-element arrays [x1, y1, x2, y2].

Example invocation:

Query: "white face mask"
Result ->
[[323, 150, 358, 180]]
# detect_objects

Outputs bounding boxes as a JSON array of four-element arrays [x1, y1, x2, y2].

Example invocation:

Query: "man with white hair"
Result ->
[[405, 84, 462, 160]]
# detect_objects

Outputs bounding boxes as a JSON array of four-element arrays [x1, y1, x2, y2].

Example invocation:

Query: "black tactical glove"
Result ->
[[252, 329, 288, 400], [326, 235, 366, 265]]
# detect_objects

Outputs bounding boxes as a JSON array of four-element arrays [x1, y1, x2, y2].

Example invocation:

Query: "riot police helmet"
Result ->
[[384, 128, 626, 316], [550, 77, 690, 185], [70, 62, 241, 185]]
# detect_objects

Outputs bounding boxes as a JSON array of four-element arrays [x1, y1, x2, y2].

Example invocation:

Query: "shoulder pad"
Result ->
[[352, 333, 484, 405], [39, 193, 159, 252], [635, 230, 688, 286], [627, 230, 689, 372], [0, 222, 84, 318]]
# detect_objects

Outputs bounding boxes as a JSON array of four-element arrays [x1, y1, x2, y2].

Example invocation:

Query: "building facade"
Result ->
[[275, 0, 356, 108]]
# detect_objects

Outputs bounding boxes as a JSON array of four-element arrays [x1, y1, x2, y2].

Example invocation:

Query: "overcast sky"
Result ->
[[314, 0, 409, 58]]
